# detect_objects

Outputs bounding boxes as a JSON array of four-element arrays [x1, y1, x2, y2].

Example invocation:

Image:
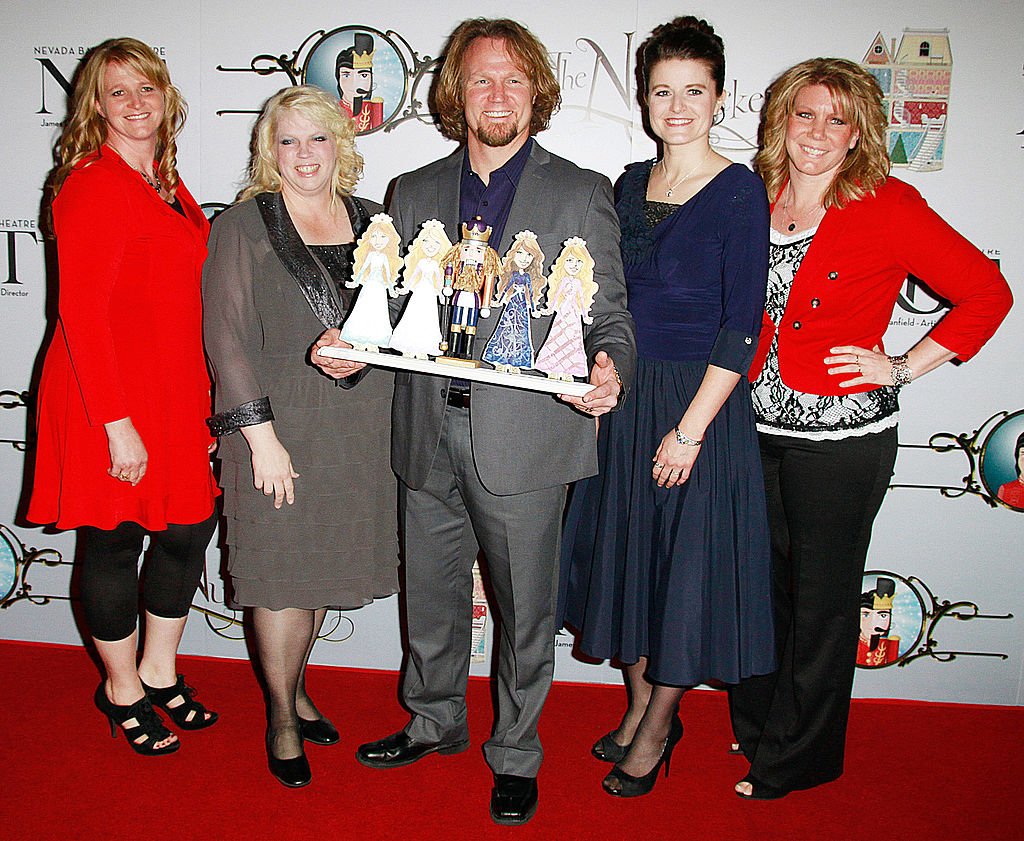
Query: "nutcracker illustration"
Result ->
[[481, 230, 546, 372], [335, 32, 385, 133], [856, 577, 901, 667], [437, 216, 500, 365], [390, 219, 452, 358], [339, 213, 402, 350], [534, 237, 597, 380]]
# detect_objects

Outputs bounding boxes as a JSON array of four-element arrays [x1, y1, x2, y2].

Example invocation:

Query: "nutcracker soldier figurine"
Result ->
[[437, 216, 500, 365]]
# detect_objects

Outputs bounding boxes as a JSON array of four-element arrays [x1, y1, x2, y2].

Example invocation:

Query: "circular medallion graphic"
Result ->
[[1, 528, 18, 604], [979, 409, 1024, 511], [303, 27, 409, 135], [856, 571, 925, 669]]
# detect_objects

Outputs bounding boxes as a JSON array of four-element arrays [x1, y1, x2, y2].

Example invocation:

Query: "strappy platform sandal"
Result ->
[[94, 682, 180, 756], [142, 674, 218, 730]]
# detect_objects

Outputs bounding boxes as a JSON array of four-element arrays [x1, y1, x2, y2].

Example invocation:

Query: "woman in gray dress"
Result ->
[[203, 86, 398, 787]]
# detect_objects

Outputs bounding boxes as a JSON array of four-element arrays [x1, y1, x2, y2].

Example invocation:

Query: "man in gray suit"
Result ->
[[313, 18, 635, 825]]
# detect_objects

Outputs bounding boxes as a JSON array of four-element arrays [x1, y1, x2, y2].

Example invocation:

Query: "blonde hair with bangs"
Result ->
[[755, 58, 890, 208], [240, 85, 362, 204]]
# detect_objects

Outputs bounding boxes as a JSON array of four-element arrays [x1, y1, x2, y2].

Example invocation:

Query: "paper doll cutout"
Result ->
[[339, 213, 402, 350], [481, 230, 546, 373], [390, 219, 452, 358], [534, 236, 597, 380]]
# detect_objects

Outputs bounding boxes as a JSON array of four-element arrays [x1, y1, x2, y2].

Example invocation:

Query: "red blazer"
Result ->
[[749, 177, 1012, 395], [28, 145, 218, 530]]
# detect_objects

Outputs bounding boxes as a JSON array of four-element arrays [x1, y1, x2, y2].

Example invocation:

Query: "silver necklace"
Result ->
[[136, 168, 163, 193], [781, 185, 823, 232], [659, 147, 711, 198]]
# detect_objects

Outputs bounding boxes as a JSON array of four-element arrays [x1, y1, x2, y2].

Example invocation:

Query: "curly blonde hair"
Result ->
[[496, 232, 546, 307], [240, 85, 362, 204], [433, 18, 561, 142], [54, 37, 186, 198], [755, 57, 890, 208], [545, 238, 597, 319], [351, 214, 403, 287], [403, 220, 453, 284]]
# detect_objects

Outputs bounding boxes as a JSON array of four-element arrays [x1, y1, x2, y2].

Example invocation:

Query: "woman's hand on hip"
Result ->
[[104, 417, 148, 485], [826, 344, 892, 388]]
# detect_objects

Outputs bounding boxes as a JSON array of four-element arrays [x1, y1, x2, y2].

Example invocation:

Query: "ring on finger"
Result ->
[[654, 461, 664, 469]]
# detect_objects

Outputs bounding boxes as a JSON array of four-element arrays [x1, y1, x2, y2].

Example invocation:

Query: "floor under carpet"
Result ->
[[0, 640, 1016, 840]]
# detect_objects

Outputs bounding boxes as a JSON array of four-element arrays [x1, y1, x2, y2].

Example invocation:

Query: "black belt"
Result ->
[[445, 387, 471, 408]]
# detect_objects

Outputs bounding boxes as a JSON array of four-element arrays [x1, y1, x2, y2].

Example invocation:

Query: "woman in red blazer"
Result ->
[[728, 58, 1011, 799], [28, 38, 219, 754]]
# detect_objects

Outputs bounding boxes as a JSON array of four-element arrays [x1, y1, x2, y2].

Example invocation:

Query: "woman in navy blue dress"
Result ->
[[560, 16, 775, 797]]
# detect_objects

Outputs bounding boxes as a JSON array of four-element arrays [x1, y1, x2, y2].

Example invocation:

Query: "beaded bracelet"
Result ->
[[675, 426, 703, 446], [888, 354, 913, 388]]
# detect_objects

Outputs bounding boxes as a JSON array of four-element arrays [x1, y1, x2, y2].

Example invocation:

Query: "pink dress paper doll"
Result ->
[[482, 230, 546, 372], [534, 237, 597, 380], [389, 219, 452, 357], [339, 212, 402, 350]]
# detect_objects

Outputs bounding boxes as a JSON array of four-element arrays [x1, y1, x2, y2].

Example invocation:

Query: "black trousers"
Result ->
[[78, 511, 217, 642], [728, 427, 897, 791]]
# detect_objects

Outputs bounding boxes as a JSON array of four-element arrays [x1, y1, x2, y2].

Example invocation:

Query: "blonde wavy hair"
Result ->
[[54, 37, 186, 198], [434, 18, 561, 142], [495, 232, 546, 307], [403, 220, 453, 285], [240, 85, 362, 204], [755, 57, 890, 208], [545, 238, 597, 321], [351, 214, 403, 287]]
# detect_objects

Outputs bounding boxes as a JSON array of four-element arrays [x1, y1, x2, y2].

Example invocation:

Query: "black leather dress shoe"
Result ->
[[266, 733, 312, 788], [490, 774, 538, 825], [299, 716, 339, 746], [355, 730, 469, 769]]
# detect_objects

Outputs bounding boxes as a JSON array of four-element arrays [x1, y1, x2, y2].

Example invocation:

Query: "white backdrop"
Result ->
[[2, 0, 1021, 705]]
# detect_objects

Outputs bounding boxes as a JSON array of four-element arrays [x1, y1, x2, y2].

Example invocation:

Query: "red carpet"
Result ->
[[0, 640, 1017, 840]]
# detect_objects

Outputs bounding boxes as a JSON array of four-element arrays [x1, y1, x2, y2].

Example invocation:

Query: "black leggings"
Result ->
[[78, 511, 217, 642]]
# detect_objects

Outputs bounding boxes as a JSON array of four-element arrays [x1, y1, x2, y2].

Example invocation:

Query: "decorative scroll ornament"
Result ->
[[0, 524, 69, 610], [856, 570, 1012, 670], [1, 389, 29, 451], [891, 409, 1024, 512], [216, 25, 437, 135]]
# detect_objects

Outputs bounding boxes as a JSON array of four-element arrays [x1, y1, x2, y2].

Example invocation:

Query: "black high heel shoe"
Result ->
[[601, 715, 683, 798], [591, 731, 632, 764], [94, 682, 180, 756], [299, 716, 339, 746], [142, 674, 218, 730], [266, 728, 312, 788]]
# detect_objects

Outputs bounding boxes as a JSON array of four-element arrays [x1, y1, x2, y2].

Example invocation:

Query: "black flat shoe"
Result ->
[[490, 774, 538, 826], [94, 682, 179, 756], [602, 715, 683, 798], [266, 730, 311, 788], [299, 716, 339, 746], [735, 774, 789, 800], [356, 730, 469, 769], [142, 674, 218, 730], [591, 731, 632, 764]]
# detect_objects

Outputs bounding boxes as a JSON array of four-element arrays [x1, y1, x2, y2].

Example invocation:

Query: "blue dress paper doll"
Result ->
[[482, 230, 546, 372]]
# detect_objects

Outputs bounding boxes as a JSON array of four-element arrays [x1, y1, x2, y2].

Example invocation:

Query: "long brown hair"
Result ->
[[755, 57, 890, 208], [54, 37, 186, 198], [433, 18, 561, 142]]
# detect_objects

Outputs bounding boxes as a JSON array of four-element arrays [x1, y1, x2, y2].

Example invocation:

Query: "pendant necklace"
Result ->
[[660, 147, 711, 198], [781, 185, 823, 232], [136, 168, 163, 193]]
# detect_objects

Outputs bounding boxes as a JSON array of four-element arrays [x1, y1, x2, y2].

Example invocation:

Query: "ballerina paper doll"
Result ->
[[534, 237, 597, 381], [389, 219, 452, 357], [339, 213, 402, 350], [481, 230, 546, 373]]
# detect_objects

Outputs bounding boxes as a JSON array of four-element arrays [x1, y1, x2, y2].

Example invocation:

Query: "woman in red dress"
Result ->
[[28, 38, 219, 755]]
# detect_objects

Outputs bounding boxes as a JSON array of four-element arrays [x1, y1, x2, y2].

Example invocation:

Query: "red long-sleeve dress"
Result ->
[[28, 145, 218, 531]]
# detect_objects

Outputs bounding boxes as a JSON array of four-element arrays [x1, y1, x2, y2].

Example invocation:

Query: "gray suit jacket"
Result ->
[[388, 142, 636, 496]]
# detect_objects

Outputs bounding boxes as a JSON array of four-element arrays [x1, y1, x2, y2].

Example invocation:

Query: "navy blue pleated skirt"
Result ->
[[559, 356, 776, 686]]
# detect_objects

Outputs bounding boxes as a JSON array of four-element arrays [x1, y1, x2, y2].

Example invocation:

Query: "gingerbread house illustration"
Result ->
[[862, 29, 952, 172]]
